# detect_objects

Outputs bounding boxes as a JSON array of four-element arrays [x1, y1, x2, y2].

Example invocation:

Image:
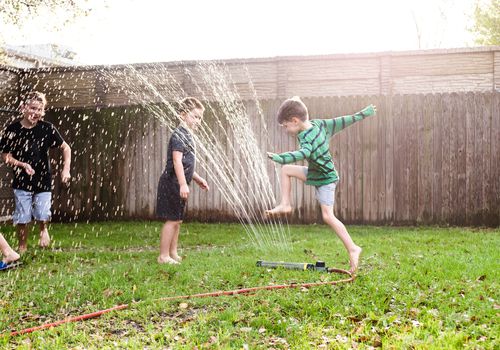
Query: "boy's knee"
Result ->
[[282, 165, 292, 173], [321, 208, 335, 222]]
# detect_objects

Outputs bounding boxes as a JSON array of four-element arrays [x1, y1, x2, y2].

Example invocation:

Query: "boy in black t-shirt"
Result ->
[[0, 91, 71, 253], [156, 97, 209, 264]]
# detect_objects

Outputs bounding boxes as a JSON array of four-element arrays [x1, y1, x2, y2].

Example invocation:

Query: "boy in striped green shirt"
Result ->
[[266, 96, 376, 273]]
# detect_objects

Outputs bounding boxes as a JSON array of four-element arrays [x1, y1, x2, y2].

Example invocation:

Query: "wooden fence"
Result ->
[[2, 92, 497, 226]]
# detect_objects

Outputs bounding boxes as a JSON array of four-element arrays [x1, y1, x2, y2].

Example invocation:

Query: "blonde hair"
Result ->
[[176, 97, 204, 114]]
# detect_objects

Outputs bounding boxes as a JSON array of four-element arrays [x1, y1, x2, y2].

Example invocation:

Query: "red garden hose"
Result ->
[[4, 268, 354, 337]]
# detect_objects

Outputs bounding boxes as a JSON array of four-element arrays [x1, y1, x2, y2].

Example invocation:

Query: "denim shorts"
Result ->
[[13, 189, 52, 224], [303, 168, 337, 206]]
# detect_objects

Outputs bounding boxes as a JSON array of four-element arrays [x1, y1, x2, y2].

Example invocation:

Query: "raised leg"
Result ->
[[265, 165, 307, 216]]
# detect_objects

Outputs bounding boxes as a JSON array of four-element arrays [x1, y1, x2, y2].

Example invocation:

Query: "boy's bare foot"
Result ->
[[3, 251, 20, 264], [264, 204, 292, 216], [39, 230, 51, 248], [157, 256, 180, 264], [18, 246, 27, 254], [349, 246, 362, 274]]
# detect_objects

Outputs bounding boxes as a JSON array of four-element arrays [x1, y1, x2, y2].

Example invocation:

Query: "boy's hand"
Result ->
[[23, 163, 35, 176], [61, 169, 71, 184], [267, 152, 277, 160], [195, 177, 209, 191], [180, 184, 190, 200]]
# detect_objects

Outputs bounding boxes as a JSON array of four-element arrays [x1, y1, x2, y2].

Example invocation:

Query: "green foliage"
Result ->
[[0, 0, 98, 64], [0, 0, 92, 27], [0, 222, 498, 349], [470, 0, 500, 45]]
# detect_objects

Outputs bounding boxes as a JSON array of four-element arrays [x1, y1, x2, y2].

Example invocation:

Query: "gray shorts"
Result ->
[[303, 168, 337, 206]]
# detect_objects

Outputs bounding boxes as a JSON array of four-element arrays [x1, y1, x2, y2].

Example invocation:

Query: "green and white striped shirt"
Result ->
[[271, 105, 376, 186]]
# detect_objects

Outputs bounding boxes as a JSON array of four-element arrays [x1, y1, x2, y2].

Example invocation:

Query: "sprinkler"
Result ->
[[256, 260, 329, 272]]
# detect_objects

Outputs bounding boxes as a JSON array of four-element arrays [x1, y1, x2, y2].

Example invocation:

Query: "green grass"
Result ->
[[0, 222, 498, 349]]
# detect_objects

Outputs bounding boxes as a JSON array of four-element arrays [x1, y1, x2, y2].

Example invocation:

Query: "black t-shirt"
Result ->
[[0, 120, 64, 193], [164, 126, 195, 184]]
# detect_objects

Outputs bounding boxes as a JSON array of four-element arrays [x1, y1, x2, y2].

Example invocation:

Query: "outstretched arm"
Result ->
[[267, 143, 312, 164], [325, 104, 377, 136]]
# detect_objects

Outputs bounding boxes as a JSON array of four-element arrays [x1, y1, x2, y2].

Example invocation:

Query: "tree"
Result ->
[[0, 0, 92, 28], [0, 1, 98, 64], [470, 0, 500, 45]]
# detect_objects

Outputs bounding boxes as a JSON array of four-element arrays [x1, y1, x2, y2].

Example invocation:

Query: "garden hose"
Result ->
[[3, 267, 354, 337]]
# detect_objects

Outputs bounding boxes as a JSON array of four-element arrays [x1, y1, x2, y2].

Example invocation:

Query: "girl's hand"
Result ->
[[195, 177, 209, 191], [180, 184, 190, 199]]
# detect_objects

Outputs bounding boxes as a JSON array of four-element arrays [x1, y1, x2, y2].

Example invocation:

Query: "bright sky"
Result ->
[[3, 0, 476, 65]]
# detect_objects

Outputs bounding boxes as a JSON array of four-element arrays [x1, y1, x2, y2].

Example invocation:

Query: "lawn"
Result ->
[[0, 222, 498, 349]]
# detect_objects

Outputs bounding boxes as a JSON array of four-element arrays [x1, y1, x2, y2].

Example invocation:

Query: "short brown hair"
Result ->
[[276, 96, 308, 123], [177, 97, 204, 114], [24, 91, 47, 106]]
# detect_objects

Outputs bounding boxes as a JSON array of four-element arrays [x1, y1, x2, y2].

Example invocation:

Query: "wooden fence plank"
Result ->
[[449, 93, 459, 225], [432, 94, 443, 223], [455, 93, 467, 225], [365, 95, 377, 223], [392, 94, 403, 223], [358, 96, 369, 222], [419, 94, 433, 223], [383, 95, 394, 223], [465, 92, 475, 224], [338, 97, 349, 220], [373, 95, 385, 222], [473, 93, 485, 224], [441, 93, 452, 224], [492, 92, 500, 226], [482, 92, 492, 223]]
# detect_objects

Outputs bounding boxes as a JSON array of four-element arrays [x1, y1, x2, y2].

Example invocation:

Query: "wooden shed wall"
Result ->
[[11, 47, 500, 110]]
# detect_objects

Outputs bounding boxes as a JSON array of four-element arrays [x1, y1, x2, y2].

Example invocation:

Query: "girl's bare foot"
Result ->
[[39, 230, 51, 248], [171, 254, 183, 262], [349, 246, 362, 274], [264, 204, 292, 216], [157, 256, 180, 264], [3, 251, 20, 264], [18, 245, 27, 254]]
